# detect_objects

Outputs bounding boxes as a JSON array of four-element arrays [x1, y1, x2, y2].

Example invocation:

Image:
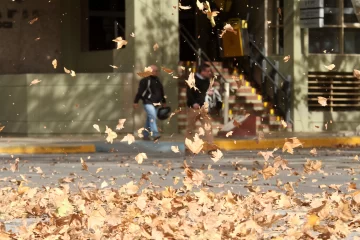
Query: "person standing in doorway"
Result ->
[[185, 63, 219, 156], [133, 65, 166, 141]]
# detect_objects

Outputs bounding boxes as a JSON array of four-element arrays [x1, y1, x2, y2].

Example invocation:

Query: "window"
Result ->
[[267, 0, 284, 55], [309, 0, 360, 54], [85, 0, 126, 51]]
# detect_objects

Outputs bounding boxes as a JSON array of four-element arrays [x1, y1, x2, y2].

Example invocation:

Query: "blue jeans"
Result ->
[[143, 104, 159, 138]]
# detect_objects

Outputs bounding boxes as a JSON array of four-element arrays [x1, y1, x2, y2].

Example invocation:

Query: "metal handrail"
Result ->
[[179, 24, 226, 84], [249, 41, 288, 88]]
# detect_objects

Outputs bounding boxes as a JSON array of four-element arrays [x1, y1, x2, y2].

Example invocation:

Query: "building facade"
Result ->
[[0, 0, 179, 136]]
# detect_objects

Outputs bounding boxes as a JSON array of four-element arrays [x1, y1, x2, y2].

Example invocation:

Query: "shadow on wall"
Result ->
[[132, 0, 179, 134], [0, 73, 134, 136]]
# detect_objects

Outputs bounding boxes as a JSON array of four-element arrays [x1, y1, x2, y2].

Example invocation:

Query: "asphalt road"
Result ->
[[0, 147, 358, 195]]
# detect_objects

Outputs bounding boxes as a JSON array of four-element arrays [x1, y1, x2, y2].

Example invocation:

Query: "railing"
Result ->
[[248, 37, 293, 124], [179, 24, 230, 124]]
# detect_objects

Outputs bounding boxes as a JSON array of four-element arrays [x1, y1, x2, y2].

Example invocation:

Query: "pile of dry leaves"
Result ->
[[0, 157, 359, 240]]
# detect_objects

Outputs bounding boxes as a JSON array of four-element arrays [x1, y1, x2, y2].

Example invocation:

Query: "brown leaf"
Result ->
[[137, 66, 153, 78], [153, 43, 159, 51], [105, 126, 117, 143], [161, 66, 173, 74], [34, 167, 43, 174], [324, 64, 335, 70], [354, 69, 360, 79], [282, 137, 303, 154], [318, 96, 327, 106], [310, 148, 317, 156], [185, 72, 199, 91], [29, 17, 38, 24], [109, 65, 118, 69], [10, 158, 19, 172], [210, 149, 223, 162], [52, 59, 57, 69], [185, 134, 204, 154], [135, 153, 147, 164], [121, 134, 135, 145], [0, 126, 5, 132], [130, 32, 135, 37], [112, 37, 127, 49], [30, 79, 41, 86], [171, 146, 180, 153], [273, 156, 291, 170], [64, 67, 71, 74], [179, 3, 191, 10], [116, 119, 126, 130], [225, 131, 233, 138], [281, 120, 287, 128], [261, 166, 276, 180], [283, 55, 290, 62], [96, 168, 103, 174], [303, 159, 322, 174], [93, 124, 100, 132], [80, 157, 88, 171]]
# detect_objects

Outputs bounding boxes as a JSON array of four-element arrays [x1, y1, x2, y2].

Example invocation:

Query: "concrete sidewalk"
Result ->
[[0, 131, 359, 154]]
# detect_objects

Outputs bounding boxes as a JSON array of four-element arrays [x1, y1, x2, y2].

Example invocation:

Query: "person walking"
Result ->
[[185, 63, 219, 156], [133, 65, 166, 141]]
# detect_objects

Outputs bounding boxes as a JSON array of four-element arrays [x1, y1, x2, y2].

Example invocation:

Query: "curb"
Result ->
[[0, 145, 96, 154], [214, 137, 360, 151]]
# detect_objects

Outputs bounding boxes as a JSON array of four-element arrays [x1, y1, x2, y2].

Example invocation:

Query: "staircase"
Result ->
[[177, 61, 290, 137]]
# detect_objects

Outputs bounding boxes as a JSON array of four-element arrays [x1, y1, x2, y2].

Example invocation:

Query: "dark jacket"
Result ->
[[186, 73, 210, 108], [134, 76, 166, 105]]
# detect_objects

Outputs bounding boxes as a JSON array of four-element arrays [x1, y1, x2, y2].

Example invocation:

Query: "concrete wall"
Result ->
[[0, 0, 180, 136], [0, 73, 134, 136], [0, 0, 61, 74]]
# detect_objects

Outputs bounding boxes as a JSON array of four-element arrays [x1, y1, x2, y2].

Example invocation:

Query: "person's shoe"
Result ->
[[152, 135, 161, 142]]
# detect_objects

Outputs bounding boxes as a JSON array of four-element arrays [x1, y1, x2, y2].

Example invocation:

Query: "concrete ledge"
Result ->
[[0, 145, 96, 154], [214, 137, 360, 151]]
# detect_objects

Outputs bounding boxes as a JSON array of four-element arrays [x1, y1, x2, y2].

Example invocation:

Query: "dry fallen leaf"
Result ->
[[283, 55, 291, 62], [196, 0, 204, 10], [354, 155, 359, 161], [310, 148, 317, 156], [219, 23, 237, 38], [153, 43, 159, 51], [161, 66, 173, 74], [137, 66, 153, 78], [171, 146, 180, 153], [70, 70, 76, 77], [109, 65, 118, 69], [226, 131, 233, 137], [281, 120, 287, 128], [105, 126, 117, 144], [100, 180, 108, 189], [324, 64, 335, 70], [185, 72, 199, 91], [30, 79, 41, 86], [179, 3, 191, 10], [135, 153, 147, 164], [282, 137, 303, 154], [121, 134, 135, 145], [0, 126, 5, 132], [80, 157, 88, 171], [318, 96, 327, 106], [130, 32, 135, 37], [116, 119, 126, 130], [303, 159, 322, 174], [211, 149, 223, 162], [96, 168, 103, 174], [261, 165, 277, 180], [29, 17, 38, 24], [93, 124, 100, 132], [64, 67, 71, 74], [185, 134, 204, 154], [112, 37, 127, 49], [52, 59, 57, 69], [353, 69, 360, 79]]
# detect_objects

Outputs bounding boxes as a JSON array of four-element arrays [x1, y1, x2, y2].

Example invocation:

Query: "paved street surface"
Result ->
[[1, 146, 360, 238]]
